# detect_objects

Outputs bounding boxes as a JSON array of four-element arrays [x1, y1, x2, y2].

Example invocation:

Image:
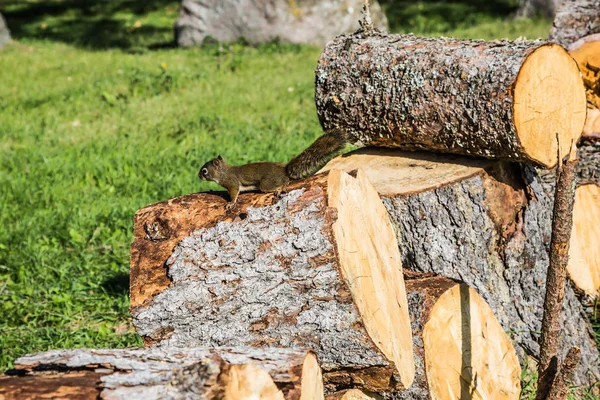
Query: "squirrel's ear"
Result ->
[[217, 155, 223, 161]]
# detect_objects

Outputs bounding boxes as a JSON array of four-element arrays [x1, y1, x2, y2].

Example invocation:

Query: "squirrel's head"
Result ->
[[199, 155, 228, 182]]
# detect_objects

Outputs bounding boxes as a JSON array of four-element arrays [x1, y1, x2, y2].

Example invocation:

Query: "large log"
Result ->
[[130, 169, 415, 392], [549, 0, 600, 139], [321, 149, 600, 389], [315, 32, 587, 168], [0, 347, 323, 400]]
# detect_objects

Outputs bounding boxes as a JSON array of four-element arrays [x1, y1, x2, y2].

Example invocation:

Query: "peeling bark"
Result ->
[[0, 347, 323, 400], [130, 170, 415, 392], [315, 32, 587, 167]]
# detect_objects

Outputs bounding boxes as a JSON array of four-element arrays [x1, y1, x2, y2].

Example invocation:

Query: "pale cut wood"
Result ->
[[549, 1, 600, 140], [0, 347, 323, 400], [321, 148, 600, 387], [568, 183, 600, 296], [392, 276, 521, 400], [583, 108, 600, 139], [326, 389, 382, 399], [315, 33, 587, 167], [130, 170, 415, 392]]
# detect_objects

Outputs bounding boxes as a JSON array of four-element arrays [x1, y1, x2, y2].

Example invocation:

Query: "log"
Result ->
[[0, 347, 323, 400], [568, 183, 600, 296], [327, 389, 382, 399], [549, 0, 600, 140], [321, 148, 600, 388], [314, 32, 587, 167], [130, 169, 415, 392], [397, 275, 521, 400]]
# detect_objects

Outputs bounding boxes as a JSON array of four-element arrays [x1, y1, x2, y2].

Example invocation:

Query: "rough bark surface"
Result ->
[[385, 167, 599, 388], [174, 0, 388, 47], [536, 154, 578, 400], [315, 32, 586, 167], [1, 347, 319, 400], [546, 347, 581, 400], [549, 0, 599, 47], [131, 171, 414, 392], [321, 149, 600, 388], [0, 13, 10, 48]]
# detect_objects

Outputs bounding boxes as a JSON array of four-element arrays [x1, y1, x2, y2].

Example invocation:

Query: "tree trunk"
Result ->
[[549, 0, 600, 140], [315, 32, 587, 168], [0, 347, 323, 400], [321, 148, 600, 388], [130, 169, 415, 392]]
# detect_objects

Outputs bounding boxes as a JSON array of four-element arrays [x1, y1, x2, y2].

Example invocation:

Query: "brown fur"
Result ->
[[199, 129, 348, 206]]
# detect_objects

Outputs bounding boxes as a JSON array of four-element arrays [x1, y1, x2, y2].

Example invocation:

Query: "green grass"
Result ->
[[0, 1, 595, 398]]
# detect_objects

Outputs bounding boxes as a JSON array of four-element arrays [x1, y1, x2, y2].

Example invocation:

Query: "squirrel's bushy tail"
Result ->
[[286, 129, 349, 180]]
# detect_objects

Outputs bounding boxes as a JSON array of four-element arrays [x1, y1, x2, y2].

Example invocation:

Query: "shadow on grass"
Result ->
[[2, 0, 179, 50], [378, 0, 519, 34], [101, 271, 130, 295]]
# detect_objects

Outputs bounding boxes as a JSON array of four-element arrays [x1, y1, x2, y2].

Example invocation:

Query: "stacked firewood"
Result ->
[[2, 3, 599, 399]]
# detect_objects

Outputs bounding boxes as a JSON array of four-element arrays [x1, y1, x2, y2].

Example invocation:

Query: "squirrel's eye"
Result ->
[[202, 168, 208, 175]]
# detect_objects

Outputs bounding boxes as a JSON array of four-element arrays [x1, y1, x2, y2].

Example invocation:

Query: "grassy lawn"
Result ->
[[0, 0, 597, 397]]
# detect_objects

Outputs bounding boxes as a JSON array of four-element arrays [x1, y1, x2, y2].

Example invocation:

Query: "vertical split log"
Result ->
[[321, 148, 600, 388]]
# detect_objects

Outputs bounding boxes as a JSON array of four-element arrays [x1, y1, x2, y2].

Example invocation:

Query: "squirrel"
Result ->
[[198, 129, 348, 208]]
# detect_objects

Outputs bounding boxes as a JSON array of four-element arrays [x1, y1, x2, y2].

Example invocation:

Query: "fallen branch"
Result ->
[[547, 347, 581, 400], [535, 143, 580, 400]]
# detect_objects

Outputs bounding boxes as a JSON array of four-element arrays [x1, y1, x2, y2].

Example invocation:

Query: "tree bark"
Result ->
[[547, 347, 582, 400], [0, 347, 323, 400], [536, 150, 578, 400], [321, 148, 600, 388], [130, 170, 415, 392], [315, 32, 587, 167]]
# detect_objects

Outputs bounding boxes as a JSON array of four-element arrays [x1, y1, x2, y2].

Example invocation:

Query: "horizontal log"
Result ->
[[130, 169, 415, 392], [321, 148, 600, 388], [315, 33, 587, 167], [0, 347, 323, 400]]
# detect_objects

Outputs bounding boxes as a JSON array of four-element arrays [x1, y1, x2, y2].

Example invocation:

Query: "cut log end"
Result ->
[[418, 281, 522, 399], [328, 169, 415, 387], [568, 183, 600, 296], [514, 44, 587, 166], [300, 353, 325, 400]]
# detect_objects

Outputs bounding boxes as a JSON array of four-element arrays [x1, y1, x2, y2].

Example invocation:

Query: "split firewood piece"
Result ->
[[130, 169, 415, 392], [568, 183, 600, 296], [315, 32, 587, 167], [400, 275, 521, 400], [550, 0, 600, 140], [0, 347, 323, 400], [326, 389, 382, 399], [321, 148, 600, 387]]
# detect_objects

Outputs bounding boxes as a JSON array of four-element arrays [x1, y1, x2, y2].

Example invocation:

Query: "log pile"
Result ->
[[321, 149, 600, 387], [3, 27, 600, 400], [550, 0, 600, 139]]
